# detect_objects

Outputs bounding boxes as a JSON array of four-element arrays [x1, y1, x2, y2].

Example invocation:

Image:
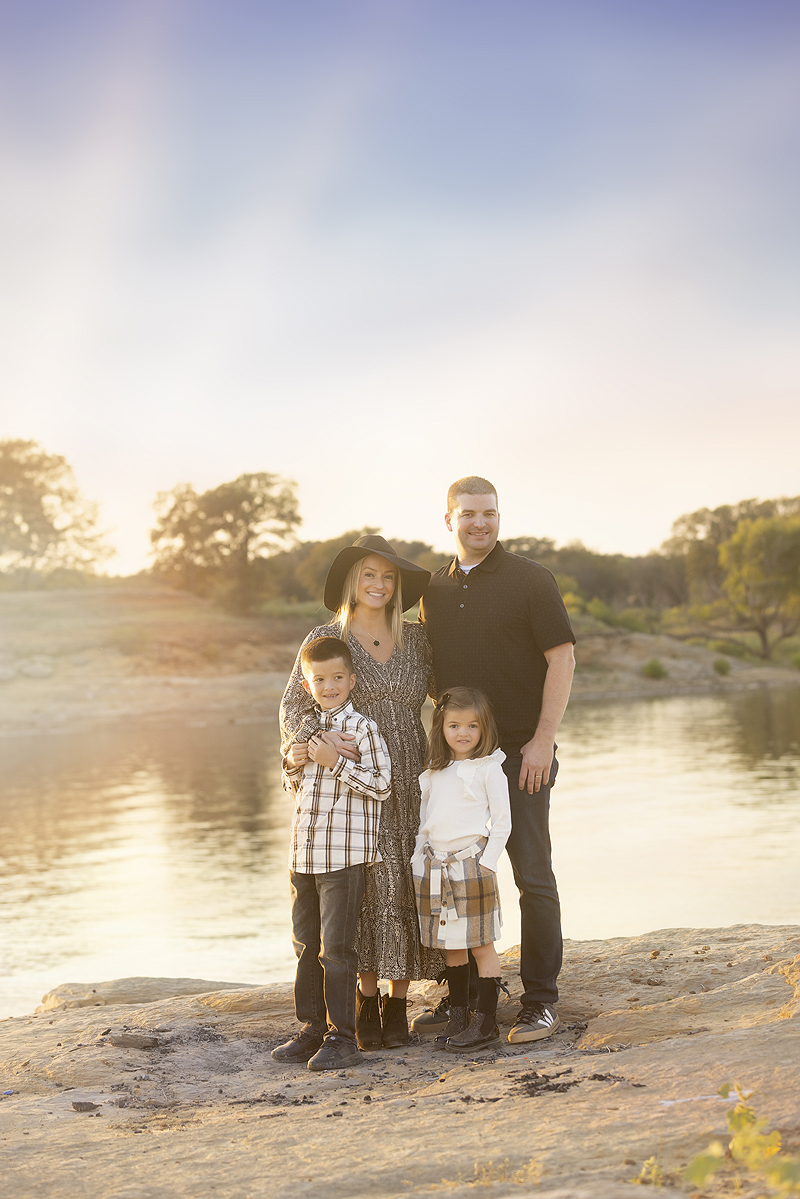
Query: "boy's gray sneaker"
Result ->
[[410, 998, 449, 1036], [507, 1002, 560, 1043], [307, 1035, 363, 1072], [271, 1026, 325, 1063]]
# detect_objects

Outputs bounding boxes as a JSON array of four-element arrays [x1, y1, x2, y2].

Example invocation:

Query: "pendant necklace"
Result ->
[[354, 623, 381, 647]]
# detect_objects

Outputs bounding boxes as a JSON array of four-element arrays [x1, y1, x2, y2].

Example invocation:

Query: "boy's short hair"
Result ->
[[447, 476, 498, 513], [300, 636, 354, 675]]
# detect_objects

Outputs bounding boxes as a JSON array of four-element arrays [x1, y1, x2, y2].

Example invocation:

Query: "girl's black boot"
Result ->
[[380, 994, 410, 1048], [435, 964, 471, 1049], [445, 976, 502, 1054], [355, 986, 382, 1050]]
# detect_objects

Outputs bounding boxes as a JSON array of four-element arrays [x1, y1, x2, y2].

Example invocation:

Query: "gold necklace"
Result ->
[[353, 622, 384, 648]]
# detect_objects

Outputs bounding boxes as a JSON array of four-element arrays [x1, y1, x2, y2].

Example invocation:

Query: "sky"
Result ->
[[2, 0, 800, 574]]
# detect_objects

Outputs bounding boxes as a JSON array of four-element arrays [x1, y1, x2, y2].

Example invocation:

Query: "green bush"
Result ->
[[586, 597, 616, 625], [708, 639, 750, 659], [713, 657, 731, 675], [616, 609, 647, 633], [562, 591, 585, 614], [641, 657, 668, 679], [791, 652, 800, 670]]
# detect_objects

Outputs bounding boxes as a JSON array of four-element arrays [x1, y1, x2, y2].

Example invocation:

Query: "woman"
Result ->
[[280, 534, 445, 1049]]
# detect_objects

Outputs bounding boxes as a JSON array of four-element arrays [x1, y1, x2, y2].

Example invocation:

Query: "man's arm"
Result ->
[[518, 641, 575, 795]]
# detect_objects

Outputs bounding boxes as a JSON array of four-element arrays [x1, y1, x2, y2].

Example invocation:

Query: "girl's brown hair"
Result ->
[[425, 686, 499, 771]]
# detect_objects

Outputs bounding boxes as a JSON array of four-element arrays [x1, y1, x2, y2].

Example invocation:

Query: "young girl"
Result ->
[[411, 686, 511, 1052]]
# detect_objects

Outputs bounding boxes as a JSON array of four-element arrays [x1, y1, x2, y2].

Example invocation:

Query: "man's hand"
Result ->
[[287, 741, 309, 767], [308, 734, 339, 769], [518, 733, 555, 794], [320, 730, 360, 762], [517, 641, 575, 793]]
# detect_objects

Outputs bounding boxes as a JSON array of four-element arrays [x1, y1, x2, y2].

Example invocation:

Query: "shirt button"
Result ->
[[460, 603, 465, 608], [440, 919, 446, 926], [463, 584, 468, 589]]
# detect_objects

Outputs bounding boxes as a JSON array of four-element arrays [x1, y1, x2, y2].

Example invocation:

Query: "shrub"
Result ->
[[708, 639, 750, 659], [791, 652, 800, 670], [562, 591, 585, 614], [641, 658, 668, 679], [586, 597, 616, 625], [617, 608, 649, 633], [713, 657, 731, 675]]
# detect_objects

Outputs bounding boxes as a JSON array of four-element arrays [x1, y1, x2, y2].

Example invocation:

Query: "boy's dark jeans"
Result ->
[[289, 864, 365, 1044], [502, 754, 562, 1006]]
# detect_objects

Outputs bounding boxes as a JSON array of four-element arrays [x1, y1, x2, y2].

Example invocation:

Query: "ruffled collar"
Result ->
[[453, 747, 505, 790]]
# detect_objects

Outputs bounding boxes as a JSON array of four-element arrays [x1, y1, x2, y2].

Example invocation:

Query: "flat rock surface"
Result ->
[[37, 978, 260, 1013], [2, 924, 798, 1198]]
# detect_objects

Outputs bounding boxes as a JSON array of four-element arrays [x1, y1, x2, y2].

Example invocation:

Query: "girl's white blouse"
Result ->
[[415, 748, 511, 873]]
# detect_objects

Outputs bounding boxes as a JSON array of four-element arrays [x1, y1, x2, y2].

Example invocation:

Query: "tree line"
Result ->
[[2, 438, 799, 660]]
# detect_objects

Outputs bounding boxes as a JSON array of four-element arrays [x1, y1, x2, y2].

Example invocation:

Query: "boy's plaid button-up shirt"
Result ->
[[283, 699, 392, 874]]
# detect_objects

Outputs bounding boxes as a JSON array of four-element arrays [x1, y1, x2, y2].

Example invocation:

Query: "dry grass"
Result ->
[[428, 1157, 542, 1189]]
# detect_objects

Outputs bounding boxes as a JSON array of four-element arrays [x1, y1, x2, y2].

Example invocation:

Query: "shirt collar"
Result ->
[[315, 699, 354, 728], [448, 541, 505, 577]]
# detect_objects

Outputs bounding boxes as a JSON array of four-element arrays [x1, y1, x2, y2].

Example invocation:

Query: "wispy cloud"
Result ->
[[2, 2, 799, 568]]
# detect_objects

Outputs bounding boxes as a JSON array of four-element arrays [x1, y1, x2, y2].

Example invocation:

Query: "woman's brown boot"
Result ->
[[435, 963, 471, 1049], [355, 986, 382, 1050], [380, 994, 409, 1048]]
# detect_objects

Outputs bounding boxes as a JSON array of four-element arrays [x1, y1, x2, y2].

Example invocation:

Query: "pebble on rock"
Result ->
[[108, 1034, 159, 1049]]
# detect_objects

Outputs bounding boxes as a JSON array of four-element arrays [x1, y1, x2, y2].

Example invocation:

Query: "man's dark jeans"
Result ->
[[502, 754, 562, 1005], [289, 865, 365, 1044]]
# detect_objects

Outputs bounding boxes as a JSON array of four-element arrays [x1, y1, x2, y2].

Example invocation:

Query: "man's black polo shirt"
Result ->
[[419, 542, 575, 755]]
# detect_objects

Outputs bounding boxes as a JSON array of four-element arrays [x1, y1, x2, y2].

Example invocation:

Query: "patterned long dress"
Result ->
[[279, 621, 446, 982]]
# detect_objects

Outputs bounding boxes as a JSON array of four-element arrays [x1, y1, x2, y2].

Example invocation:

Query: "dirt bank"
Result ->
[[1, 925, 798, 1198], [1, 585, 797, 735]]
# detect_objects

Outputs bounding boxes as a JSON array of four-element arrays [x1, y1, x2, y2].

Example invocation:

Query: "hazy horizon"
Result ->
[[3, 1, 799, 574]]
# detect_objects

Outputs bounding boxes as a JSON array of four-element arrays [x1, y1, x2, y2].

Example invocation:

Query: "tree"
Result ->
[[151, 472, 300, 612], [664, 497, 800, 602], [0, 438, 110, 582], [717, 517, 800, 658]]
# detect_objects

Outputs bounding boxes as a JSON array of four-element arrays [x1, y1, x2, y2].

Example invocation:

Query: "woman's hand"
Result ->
[[320, 730, 360, 763], [308, 734, 339, 769], [287, 741, 309, 766]]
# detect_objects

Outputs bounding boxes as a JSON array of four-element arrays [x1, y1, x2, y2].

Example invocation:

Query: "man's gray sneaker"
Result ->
[[507, 1002, 560, 1043], [410, 998, 449, 1036]]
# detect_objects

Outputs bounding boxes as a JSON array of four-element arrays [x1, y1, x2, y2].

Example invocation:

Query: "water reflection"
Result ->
[[0, 720, 295, 1018], [1, 686, 799, 1019]]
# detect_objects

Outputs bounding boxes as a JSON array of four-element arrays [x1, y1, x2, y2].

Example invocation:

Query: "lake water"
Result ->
[[1, 686, 799, 1019]]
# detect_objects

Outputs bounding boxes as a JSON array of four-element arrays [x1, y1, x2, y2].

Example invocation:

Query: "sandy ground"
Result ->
[[1, 926, 798, 1199]]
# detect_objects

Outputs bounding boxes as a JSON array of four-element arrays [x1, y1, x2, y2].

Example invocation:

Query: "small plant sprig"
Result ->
[[631, 1155, 664, 1187], [684, 1082, 800, 1194]]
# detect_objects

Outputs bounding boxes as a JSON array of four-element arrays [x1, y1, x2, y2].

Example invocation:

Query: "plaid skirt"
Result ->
[[412, 836, 502, 950]]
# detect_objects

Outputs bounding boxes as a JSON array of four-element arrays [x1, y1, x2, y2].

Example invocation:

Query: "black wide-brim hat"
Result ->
[[323, 534, 431, 612]]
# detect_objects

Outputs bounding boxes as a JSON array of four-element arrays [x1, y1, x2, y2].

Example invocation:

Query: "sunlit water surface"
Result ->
[[1, 687, 799, 1018]]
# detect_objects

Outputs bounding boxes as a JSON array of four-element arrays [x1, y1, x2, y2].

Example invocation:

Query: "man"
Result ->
[[419, 476, 575, 1043]]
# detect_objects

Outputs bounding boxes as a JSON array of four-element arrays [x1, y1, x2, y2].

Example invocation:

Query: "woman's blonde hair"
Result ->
[[337, 555, 405, 648], [425, 686, 499, 770]]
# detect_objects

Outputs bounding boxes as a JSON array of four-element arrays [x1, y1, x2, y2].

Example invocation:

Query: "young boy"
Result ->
[[272, 636, 391, 1072]]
